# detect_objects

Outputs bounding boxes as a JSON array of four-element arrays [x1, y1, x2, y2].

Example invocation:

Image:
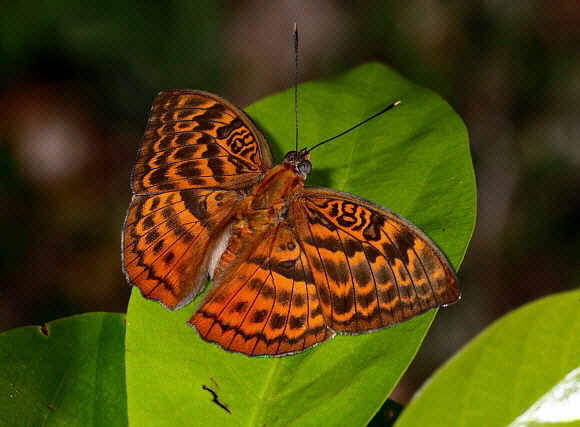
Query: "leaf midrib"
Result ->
[[247, 360, 280, 426], [341, 65, 381, 194]]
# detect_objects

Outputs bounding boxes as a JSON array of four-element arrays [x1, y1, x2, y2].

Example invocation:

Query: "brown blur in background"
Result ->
[[1, 1, 578, 404]]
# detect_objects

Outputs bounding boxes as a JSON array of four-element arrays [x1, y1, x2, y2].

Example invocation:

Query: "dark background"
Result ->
[[1, 1, 578, 404]]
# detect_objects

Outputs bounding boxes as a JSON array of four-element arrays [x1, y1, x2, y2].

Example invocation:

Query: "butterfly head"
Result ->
[[284, 147, 312, 178]]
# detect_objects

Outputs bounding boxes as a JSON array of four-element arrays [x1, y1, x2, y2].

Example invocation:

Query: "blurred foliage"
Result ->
[[0, 0, 578, 405]]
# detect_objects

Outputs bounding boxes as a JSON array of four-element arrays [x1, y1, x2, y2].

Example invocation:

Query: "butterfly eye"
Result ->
[[284, 151, 298, 162], [298, 160, 312, 175]]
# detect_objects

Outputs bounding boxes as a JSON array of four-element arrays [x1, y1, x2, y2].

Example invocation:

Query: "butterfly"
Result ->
[[122, 90, 460, 357]]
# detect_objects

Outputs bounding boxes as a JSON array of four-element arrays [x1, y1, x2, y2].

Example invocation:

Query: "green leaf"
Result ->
[[0, 312, 127, 426], [394, 290, 580, 427], [125, 62, 475, 426]]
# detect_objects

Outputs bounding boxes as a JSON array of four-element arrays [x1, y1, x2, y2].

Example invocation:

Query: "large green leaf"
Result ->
[[0, 312, 127, 426], [394, 290, 580, 427], [125, 62, 475, 426]]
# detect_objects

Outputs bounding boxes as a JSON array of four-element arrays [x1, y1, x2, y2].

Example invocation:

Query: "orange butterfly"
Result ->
[[122, 90, 460, 356]]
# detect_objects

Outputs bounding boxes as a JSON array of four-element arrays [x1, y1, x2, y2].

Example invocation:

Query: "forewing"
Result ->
[[122, 189, 240, 310], [132, 90, 275, 194], [291, 186, 460, 334], [190, 222, 335, 356]]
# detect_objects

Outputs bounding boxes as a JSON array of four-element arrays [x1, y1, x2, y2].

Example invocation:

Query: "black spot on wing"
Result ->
[[193, 119, 214, 132], [288, 315, 305, 330], [276, 290, 291, 305], [292, 293, 306, 307], [176, 160, 202, 178], [163, 252, 175, 265], [149, 166, 170, 185], [357, 290, 377, 309], [331, 288, 355, 315], [261, 285, 275, 300], [342, 238, 360, 258], [269, 313, 286, 330], [364, 244, 382, 264], [150, 197, 161, 210], [362, 212, 385, 242], [249, 278, 263, 290], [162, 207, 174, 219], [352, 262, 372, 288], [230, 300, 247, 314], [251, 309, 268, 323], [318, 286, 330, 305], [323, 258, 350, 285], [152, 239, 164, 254], [310, 306, 322, 318], [145, 230, 160, 244], [198, 106, 225, 121], [180, 191, 208, 220], [207, 157, 226, 179], [174, 145, 198, 160], [143, 216, 154, 230], [382, 228, 415, 265], [201, 142, 221, 158], [228, 154, 259, 173]]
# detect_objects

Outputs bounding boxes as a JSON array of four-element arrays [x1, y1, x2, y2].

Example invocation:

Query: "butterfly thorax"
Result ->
[[237, 162, 304, 232], [225, 156, 308, 266]]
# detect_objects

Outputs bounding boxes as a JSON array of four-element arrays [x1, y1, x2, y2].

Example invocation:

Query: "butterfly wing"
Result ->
[[132, 90, 274, 193], [190, 185, 459, 356], [123, 189, 241, 309], [191, 221, 335, 356], [123, 91, 274, 309], [289, 186, 460, 334]]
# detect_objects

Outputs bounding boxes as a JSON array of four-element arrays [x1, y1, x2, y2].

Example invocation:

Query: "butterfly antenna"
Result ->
[[294, 23, 299, 152], [307, 100, 402, 153]]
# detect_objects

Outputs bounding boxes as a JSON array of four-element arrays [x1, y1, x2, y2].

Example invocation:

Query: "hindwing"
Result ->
[[123, 189, 240, 309], [191, 222, 335, 356]]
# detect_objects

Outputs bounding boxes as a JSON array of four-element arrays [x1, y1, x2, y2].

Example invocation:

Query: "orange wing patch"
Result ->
[[133, 90, 274, 194], [291, 187, 459, 334], [191, 222, 334, 356], [123, 189, 240, 309]]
